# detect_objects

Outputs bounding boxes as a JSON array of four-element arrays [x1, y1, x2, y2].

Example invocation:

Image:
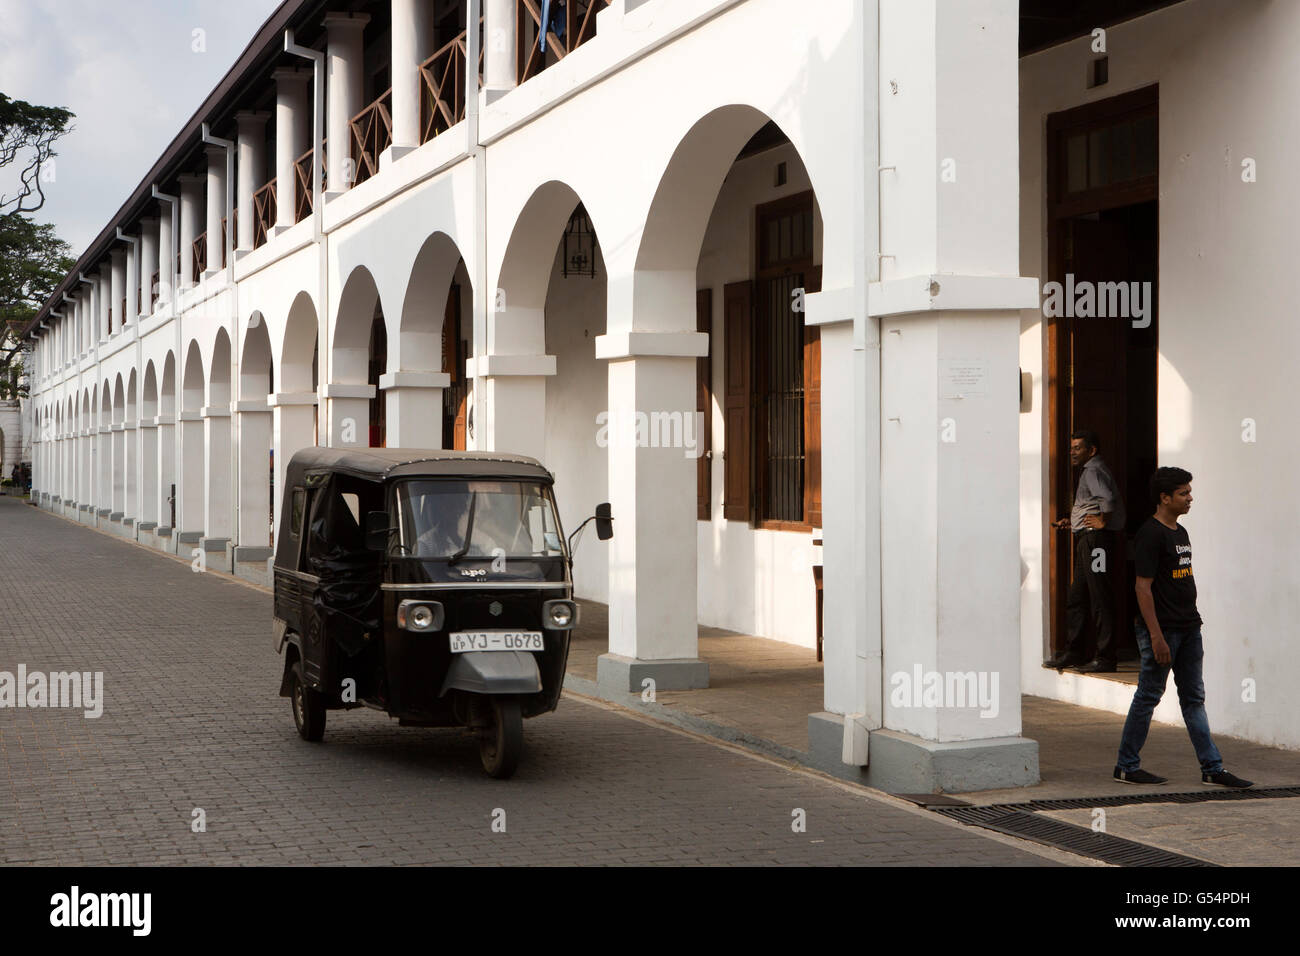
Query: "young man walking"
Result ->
[[1047, 430, 1125, 672], [1113, 467, 1252, 788]]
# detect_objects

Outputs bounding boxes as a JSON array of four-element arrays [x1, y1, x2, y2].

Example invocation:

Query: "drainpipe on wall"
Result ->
[[468, 0, 485, 450], [284, 30, 327, 447], [201, 124, 239, 553], [117, 228, 144, 534], [151, 184, 181, 546]]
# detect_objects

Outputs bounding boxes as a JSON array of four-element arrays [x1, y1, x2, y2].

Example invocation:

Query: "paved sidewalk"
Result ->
[[0, 497, 1061, 866]]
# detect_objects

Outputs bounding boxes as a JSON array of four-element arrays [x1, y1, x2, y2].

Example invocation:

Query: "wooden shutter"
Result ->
[[696, 289, 713, 520], [723, 280, 753, 521], [803, 266, 822, 528], [442, 285, 459, 382]]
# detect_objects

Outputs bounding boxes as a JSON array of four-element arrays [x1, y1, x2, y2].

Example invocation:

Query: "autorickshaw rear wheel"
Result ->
[[290, 661, 327, 742], [479, 697, 523, 779]]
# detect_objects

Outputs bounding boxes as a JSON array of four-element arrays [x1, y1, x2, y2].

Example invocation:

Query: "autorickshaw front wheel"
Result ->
[[290, 661, 327, 742], [479, 697, 523, 779]]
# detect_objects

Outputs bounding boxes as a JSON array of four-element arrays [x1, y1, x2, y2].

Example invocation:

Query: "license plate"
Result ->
[[449, 631, 544, 653]]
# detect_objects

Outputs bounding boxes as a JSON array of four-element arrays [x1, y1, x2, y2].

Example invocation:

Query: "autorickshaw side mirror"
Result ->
[[364, 510, 392, 552], [595, 502, 613, 540]]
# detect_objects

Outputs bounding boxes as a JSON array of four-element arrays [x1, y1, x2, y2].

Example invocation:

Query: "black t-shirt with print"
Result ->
[[1134, 516, 1202, 630]]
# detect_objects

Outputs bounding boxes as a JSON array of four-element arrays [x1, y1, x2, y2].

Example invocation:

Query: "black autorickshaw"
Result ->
[[272, 447, 611, 778]]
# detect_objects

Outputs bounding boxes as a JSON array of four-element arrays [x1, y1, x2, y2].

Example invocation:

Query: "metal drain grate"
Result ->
[[1020, 785, 1300, 812], [933, 806, 1215, 866]]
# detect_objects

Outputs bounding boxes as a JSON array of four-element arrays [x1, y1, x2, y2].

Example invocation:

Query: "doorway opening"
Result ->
[[1046, 84, 1158, 672]]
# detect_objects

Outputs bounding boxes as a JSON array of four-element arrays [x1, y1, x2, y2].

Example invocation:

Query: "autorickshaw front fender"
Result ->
[[440, 651, 542, 696]]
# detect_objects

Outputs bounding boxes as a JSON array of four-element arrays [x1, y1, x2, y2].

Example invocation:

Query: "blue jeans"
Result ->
[[1116, 621, 1223, 774]]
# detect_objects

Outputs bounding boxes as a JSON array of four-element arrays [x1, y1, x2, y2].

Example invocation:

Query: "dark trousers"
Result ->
[[1064, 530, 1117, 665]]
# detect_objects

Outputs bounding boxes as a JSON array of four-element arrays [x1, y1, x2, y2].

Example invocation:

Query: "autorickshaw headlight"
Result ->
[[543, 599, 578, 630], [397, 599, 444, 632]]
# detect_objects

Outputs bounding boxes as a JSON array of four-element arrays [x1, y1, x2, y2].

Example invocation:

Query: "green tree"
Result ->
[[0, 92, 76, 397], [1, 216, 76, 397]]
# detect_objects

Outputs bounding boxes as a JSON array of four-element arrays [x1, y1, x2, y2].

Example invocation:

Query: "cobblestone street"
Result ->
[[0, 497, 1060, 866]]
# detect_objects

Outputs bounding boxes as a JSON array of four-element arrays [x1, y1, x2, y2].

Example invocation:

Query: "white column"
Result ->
[[178, 173, 204, 289], [97, 424, 110, 513], [140, 420, 158, 527], [321, 385, 374, 447], [269, 393, 317, 542], [235, 111, 269, 251], [156, 416, 176, 532], [123, 238, 139, 327], [98, 271, 110, 341], [178, 411, 205, 538], [484, 0, 516, 97], [111, 424, 125, 517], [380, 371, 447, 447], [157, 205, 175, 308], [139, 218, 159, 319], [109, 249, 126, 335], [593, 337, 708, 693], [124, 422, 137, 520], [860, 0, 1040, 790], [388, 0, 433, 160], [324, 12, 370, 194], [236, 405, 272, 547], [204, 145, 226, 275], [274, 67, 312, 232]]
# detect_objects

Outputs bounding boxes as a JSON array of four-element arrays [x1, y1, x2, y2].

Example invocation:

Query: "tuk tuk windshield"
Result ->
[[393, 479, 566, 560]]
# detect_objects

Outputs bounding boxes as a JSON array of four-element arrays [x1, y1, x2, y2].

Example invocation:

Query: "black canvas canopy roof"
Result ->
[[286, 447, 553, 483]]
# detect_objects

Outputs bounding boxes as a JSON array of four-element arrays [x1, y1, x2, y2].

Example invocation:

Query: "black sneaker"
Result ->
[[1202, 770, 1253, 789], [1114, 767, 1168, 785]]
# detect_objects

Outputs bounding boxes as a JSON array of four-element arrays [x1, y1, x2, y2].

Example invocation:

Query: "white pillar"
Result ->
[[157, 205, 175, 308], [111, 424, 125, 517], [324, 12, 370, 194], [593, 338, 708, 693], [269, 393, 317, 538], [859, 0, 1040, 791], [140, 420, 158, 526], [204, 145, 226, 275], [178, 411, 205, 539], [236, 405, 272, 547], [178, 173, 204, 289], [202, 405, 232, 546], [97, 423, 110, 513], [388, 0, 433, 160], [139, 218, 159, 319], [123, 239, 139, 327], [484, 0, 517, 96], [274, 67, 312, 232], [109, 249, 125, 335], [235, 111, 269, 251], [98, 271, 110, 340], [380, 371, 447, 447], [157, 416, 176, 533], [124, 422, 137, 520]]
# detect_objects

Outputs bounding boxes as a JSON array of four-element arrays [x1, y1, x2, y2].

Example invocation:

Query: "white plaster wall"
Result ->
[[543, 242, 610, 602], [695, 140, 822, 647], [0, 401, 21, 475], [1019, 0, 1300, 750]]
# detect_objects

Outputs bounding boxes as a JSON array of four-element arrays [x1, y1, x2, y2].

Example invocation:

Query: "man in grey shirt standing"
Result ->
[[1047, 429, 1126, 673]]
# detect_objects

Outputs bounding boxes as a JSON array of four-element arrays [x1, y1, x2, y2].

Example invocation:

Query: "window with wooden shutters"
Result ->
[[752, 190, 820, 530], [696, 288, 713, 520], [441, 283, 469, 450], [722, 280, 753, 521]]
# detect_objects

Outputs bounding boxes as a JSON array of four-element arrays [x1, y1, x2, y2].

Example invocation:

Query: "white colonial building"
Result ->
[[24, 0, 1296, 792]]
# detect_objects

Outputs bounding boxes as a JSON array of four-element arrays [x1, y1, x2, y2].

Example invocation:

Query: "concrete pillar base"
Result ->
[[138, 521, 157, 532], [596, 653, 709, 694], [379, 144, 417, 168], [806, 712, 1040, 794]]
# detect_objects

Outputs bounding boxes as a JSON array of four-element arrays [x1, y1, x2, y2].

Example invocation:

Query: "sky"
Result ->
[[0, 0, 284, 259]]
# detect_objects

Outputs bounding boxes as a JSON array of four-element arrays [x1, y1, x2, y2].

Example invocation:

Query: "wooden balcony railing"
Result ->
[[419, 25, 482, 144], [252, 179, 276, 248], [294, 142, 327, 223], [517, 0, 608, 84], [350, 88, 392, 187], [193, 232, 207, 277], [150, 271, 160, 310]]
